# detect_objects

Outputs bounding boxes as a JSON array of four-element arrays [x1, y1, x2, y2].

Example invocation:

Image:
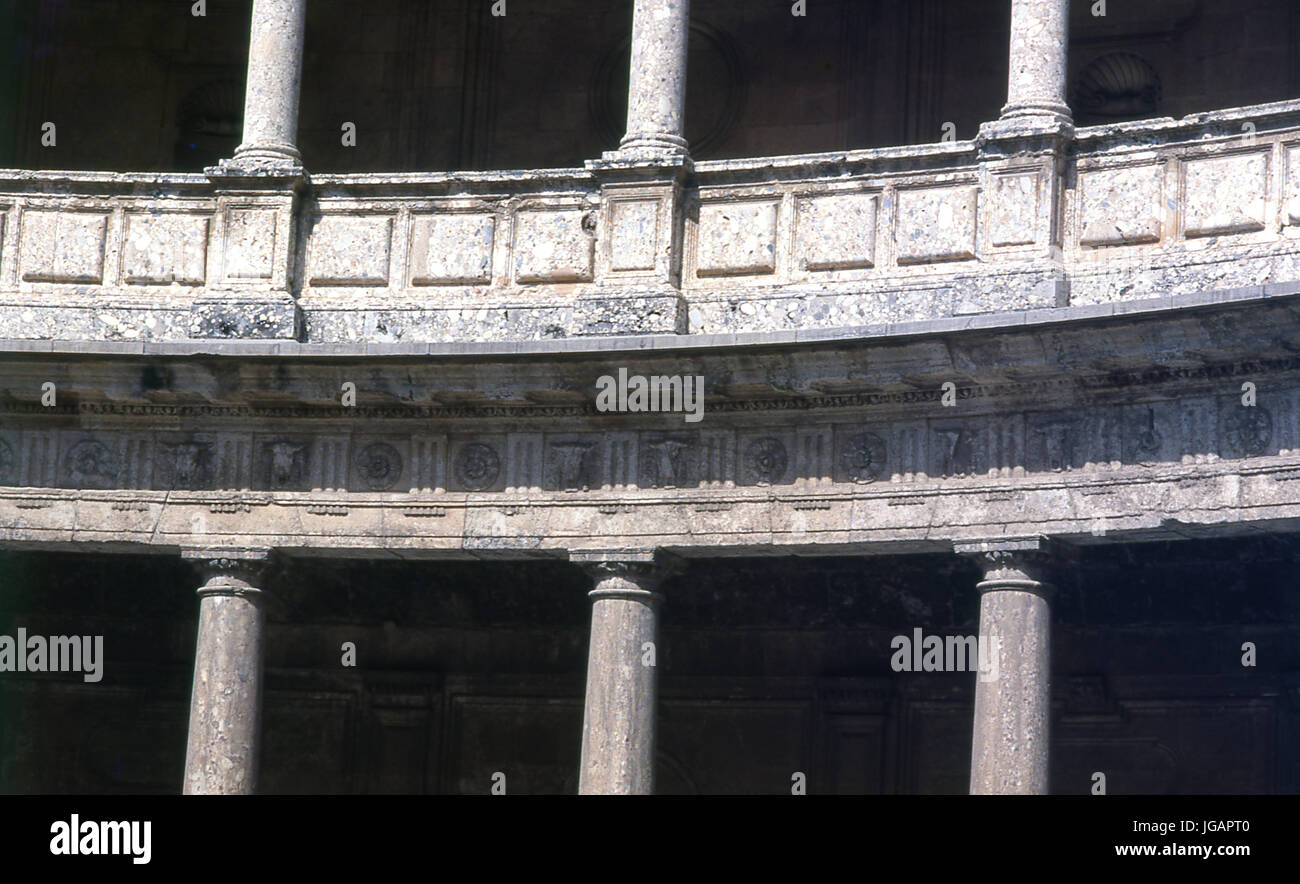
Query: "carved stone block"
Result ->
[[795, 193, 877, 270], [608, 199, 660, 273], [1078, 164, 1163, 247], [410, 213, 495, 285], [895, 186, 977, 264], [308, 215, 393, 285], [513, 209, 594, 283], [222, 208, 277, 280], [21, 210, 109, 283], [987, 173, 1041, 248], [1183, 152, 1268, 237], [696, 201, 779, 276], [123, 213, 210, 285]]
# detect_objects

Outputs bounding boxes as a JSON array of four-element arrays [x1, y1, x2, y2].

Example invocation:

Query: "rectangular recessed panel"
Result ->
[[20, 210, 108, 283], [1183, 153, 1268, 237], [513, 209, 594, 283], [410, 213, 495, 285], [123, 213, 209, 285], [609, 199, 659, 272], [308, 215, 393, 285], [696, 201, 778, 276], [796, 193, 877, 270], [1079, 164, 1163, 247], [223, 208, 277, 280], [988, 173, 1041, 247], [895, 186, 977, 264]]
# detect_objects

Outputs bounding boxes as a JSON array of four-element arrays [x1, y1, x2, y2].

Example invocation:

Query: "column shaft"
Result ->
[[1002, 0, 1071, 124], [620, 0, 691, 155], [961, 542, 1056, 795], [577, 559, 667, 794], [182, 552, 269, 795], [235, 0, 308, 165]]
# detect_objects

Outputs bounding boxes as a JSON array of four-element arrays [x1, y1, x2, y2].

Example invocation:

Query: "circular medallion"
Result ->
[[455, 443, 501, 491], [356, 442, 403, 491]]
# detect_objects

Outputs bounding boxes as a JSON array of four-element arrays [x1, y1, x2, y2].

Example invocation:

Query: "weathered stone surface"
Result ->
[[696, 201, 778, 276], [221, 208, 278, 281], [123, 213, 210, 285], [957, 539, 1055, 795], [617, 0, 690, 157], [410, 214, 496, 285], [1182, 152, 1269, 238], [20, 210, 108, 283], [1078, 164, 1164, 247], [308, 215, 393, 285], [795, 193, 877, 270], [182, 548, 270, 795], [987, 172, 1041, 248], [895, 186, 978, 264], [513, 209, 595, 283]]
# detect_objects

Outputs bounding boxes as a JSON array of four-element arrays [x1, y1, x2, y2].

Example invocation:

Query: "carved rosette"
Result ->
[[1225, 406, 1272, 457], [743, 436, 788, 485], [355, 442, 403, 490], [455, 442, 501, 491], [64, 440, 120, 487], [840, 432, 887, 483]]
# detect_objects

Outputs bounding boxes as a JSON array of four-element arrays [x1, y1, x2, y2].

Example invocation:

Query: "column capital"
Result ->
[[181, 547, 272, 596], [570, 549, 684, 599], [954, 536, 1063, 594]]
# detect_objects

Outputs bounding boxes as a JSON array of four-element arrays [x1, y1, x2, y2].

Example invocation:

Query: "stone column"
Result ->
[[619, 0, 691, 156], [181, 548, 271, 795], [573, 551, 677, 794], [1001, 0, 1071, 125], [231, 0, 308, 170], [956, 538, 1057, 795]]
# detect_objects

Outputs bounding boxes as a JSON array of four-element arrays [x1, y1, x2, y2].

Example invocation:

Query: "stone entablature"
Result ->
[[3, 101, 1300, 344], [4, 286, 1300, 556]]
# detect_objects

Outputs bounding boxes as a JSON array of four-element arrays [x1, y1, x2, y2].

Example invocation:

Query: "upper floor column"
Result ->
[[1001, 0, 1072, 127], [618, 0, 691, 157], [229, 0, 308, 171]]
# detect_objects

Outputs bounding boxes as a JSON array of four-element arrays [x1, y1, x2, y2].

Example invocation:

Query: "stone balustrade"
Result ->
[[2, 99, 1300, 344]]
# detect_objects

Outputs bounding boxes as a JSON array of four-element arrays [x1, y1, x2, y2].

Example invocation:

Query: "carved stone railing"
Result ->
[[1, 99, 1299, 344]]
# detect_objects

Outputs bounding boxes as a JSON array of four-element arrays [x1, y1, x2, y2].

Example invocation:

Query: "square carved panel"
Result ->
[[20, 210, 108, 283], [795, 193, 877, 270], [696, 200, 779, 276], [308, 215, 393, 285], [123, 213, 209, 285], [410, 213, 496, 285]]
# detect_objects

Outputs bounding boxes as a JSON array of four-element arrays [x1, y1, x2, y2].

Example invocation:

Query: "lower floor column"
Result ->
[[573, 550, 677, 795], [956, 538, 1057, 795], [181, 548, 271, 795]]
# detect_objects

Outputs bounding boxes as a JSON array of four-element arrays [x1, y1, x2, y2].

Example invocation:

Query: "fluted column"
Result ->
[[1001, 0, 1072, 126], [619, 0, 691, 156], [573, 551, 678, 794], [957, 538, 1057, 795], [231, 0, 308, 169], [181, 548, 270, 795]]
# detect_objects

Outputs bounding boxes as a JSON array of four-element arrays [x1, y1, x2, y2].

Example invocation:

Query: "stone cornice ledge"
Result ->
[[1, 280, 1298, 362]]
